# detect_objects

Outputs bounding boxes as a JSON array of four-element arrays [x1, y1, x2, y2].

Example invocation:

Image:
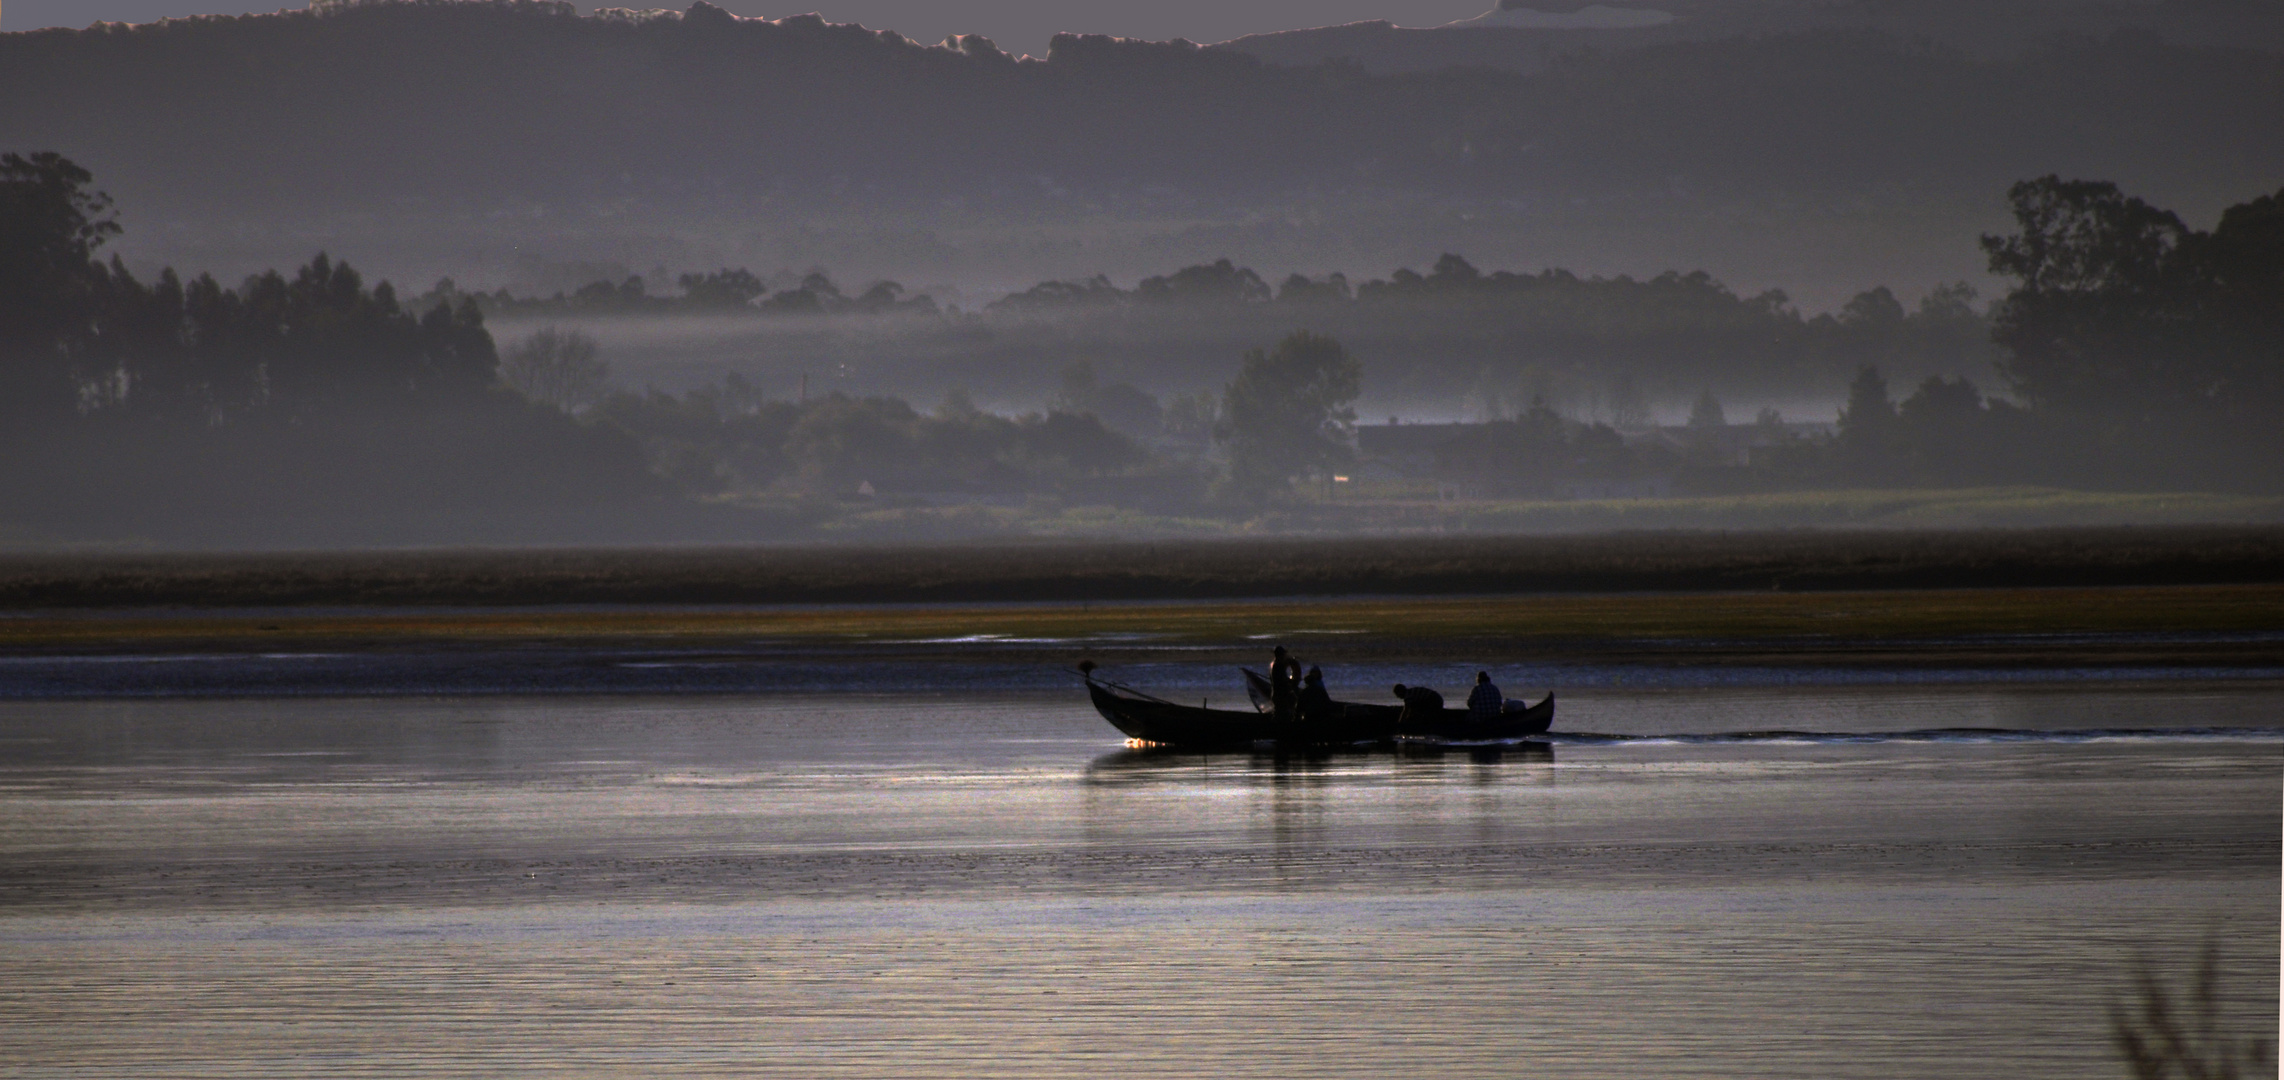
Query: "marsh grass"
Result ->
[[4, 525, 2280, 611], [2112, 945, 2278, 1080], [0, 583, 2278, 664], [708, 487, 2284, 543], [1283, 487, 2284, 534]]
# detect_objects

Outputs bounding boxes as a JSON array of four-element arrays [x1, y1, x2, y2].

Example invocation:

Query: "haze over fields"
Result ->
[[2, 0, 2278, 545]]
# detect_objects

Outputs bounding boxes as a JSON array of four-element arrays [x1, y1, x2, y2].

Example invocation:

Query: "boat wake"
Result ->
[[1546, 725, 2284, 745]]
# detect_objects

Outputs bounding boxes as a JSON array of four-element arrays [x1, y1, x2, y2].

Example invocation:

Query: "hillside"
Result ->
[[2, 0, 2278, 307], [1221, 0, 2284, 74]]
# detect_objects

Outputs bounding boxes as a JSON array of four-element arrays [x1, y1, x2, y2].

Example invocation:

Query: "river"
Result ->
[[1, 660, 2276, 1078]]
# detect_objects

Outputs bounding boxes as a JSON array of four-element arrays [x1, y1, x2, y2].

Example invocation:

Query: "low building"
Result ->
[[1352, 416, 1829, 500], [1354, 422, 1476, 476]]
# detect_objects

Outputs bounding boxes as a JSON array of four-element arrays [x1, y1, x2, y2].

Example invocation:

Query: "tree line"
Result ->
[[445, 270, 942, 319], [1352, 177, 2281, 498], [0, 151, 1263, 536], [0, 152, 662, 544], [466, 252, 2000, 401], [2, 152, 502, 425], [597, 329, 1365, 508], [1830, 176, 2282, 491], [1, 150, 2275, 546], [585, 380, 1165, 504]]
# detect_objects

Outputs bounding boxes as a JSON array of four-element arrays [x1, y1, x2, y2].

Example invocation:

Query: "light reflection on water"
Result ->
[[0, 681, 2276, 1078], [4, 886, 2269, 1080]]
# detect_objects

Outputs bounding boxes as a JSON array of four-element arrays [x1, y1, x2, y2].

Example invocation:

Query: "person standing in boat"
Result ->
[[1298, 665, 1334, 725], [1269, 646, 1302, 724], [1467, 671, 1503, 723], [1392, 683, 1444, 729]]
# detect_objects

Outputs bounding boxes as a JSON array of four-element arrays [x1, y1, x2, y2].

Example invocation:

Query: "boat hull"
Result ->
[[1086, 677, 1552, 748]]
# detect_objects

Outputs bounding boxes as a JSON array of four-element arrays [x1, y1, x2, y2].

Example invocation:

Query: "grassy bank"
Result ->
[[810, 487, 2284, 541], [9, 487, 2278, 551], [2, 583, 2278, 671], [691, 487, 2284, 546], [1289, 487, 2284, 533], [0, 526, 2278, 610]]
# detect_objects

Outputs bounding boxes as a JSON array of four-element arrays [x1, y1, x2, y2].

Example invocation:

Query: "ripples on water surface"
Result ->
[[0, 666, 2277, 1079]]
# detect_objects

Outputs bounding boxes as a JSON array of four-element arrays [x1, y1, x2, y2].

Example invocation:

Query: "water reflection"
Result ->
[[1080, 741, 1553, 785], [2, 688, 2277, 1080]]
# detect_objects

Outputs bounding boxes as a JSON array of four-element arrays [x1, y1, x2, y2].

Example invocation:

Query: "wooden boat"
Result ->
[[1083, 671, 1552, 748]]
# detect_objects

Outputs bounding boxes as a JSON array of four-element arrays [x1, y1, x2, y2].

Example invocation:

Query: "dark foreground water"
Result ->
[[0, 665, 2276, 1079]]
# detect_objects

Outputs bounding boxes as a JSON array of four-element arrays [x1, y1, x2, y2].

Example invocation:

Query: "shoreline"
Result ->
[[0, 583, 2276, 674], [1, 527, 2280, 610]]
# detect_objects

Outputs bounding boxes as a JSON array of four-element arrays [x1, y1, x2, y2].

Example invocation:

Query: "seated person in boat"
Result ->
[[1269, 645, 1302, 724], [1467, 671, 1502, 722], [1298, 666, 1334, 722], [1391, 683, 1444, 727]]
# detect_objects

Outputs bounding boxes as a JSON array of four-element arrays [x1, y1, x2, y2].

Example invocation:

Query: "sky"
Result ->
[[1, 0, 1497, 52]]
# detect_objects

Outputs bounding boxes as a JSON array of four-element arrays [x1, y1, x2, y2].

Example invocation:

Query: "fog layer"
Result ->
[[1, 3, 2277, 546]]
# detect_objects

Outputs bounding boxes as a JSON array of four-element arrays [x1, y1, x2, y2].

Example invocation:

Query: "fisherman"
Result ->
[[1269, 645, 1302, 725], [1298, 665, 1334, 723], [1467, 670, 1503, 723], [1391, 682, 1444, 729]]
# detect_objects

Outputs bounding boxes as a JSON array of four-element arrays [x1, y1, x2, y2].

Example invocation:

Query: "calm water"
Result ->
[[0, 664, 2277, 1079]]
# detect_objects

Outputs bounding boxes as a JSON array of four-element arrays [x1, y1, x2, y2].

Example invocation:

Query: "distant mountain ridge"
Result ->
[[6, 0, 2273, 207], [1, 0, 2278, 308], [1225, 0, 2284, 73], [1441, 4, 1677, 31]]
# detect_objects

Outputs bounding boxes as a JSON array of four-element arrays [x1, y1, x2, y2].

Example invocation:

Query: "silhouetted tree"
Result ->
[[1915, 281, 1980, 322], [1839, 286, 1906, 329], [418, 295, 502, 392], [846, 279, 936, 315], [1837, 365, 1900, 481], [1216, 330, 1361, 502], [755, 272, 846, 315], [2178, 186, 2284, 422], [1428, 253, 1482, 287], [1981, 176, 2199, 416], [1607, 374, 1650, 429], [1139, 259, 1271, 306], [0, 153, 679, 541], [1899, 281, 1998, 380], [1004, 411, 1143, 477], [781, 393, 924, 494], [1433, 394, 1650, 497], [1053, 360, 1162, 437], [501, 327, 610, 412], [987, 274, 1126, 315], [1274, 272, 1350, 305], [1894, 375, 1990, 482], [678, 267, 766, 309], [1979, 177, 2284, 485], [0, 152, 119, 417]]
